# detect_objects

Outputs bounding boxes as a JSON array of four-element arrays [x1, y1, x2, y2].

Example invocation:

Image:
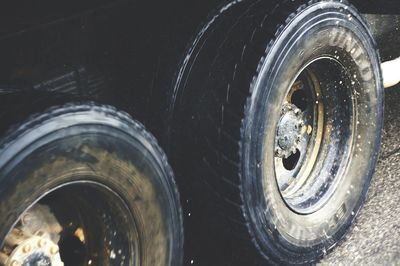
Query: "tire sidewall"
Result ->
[[0, 107, 183, 266], [242, 1, 383, 262]]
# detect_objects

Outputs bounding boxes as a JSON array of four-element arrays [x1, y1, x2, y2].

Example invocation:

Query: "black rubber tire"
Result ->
[[167, 0, 383, 265], [0, 103, 183, 266]]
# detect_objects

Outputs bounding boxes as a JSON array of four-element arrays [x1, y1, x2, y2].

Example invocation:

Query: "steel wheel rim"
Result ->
[[272, 57, 356, 214], [1, 180, 140, 266]]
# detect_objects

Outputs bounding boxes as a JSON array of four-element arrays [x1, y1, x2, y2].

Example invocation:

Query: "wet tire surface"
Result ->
[[319, 86, 400, 265]]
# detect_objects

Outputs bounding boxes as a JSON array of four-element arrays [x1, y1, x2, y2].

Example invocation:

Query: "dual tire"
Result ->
[[166, 0, 383, 264], [0, 0, 384, 265]]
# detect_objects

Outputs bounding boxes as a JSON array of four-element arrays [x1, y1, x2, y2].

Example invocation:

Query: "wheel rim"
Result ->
[[0, 181, 140, 266], [273, 57, 356, 214]]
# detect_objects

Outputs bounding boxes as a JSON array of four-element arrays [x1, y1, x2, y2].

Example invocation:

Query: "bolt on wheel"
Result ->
[[274, 69, 323, 198], [273, 57, 359, 214], [0, 204, 64, 266], [1, 183, 140, 266]]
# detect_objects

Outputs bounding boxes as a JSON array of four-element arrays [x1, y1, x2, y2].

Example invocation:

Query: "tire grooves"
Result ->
[[170, 0, 356, 264], [0, 102, 184, 266]]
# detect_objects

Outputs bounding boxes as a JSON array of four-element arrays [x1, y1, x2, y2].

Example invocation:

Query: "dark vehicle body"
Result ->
[[0, 0, 398, 137]]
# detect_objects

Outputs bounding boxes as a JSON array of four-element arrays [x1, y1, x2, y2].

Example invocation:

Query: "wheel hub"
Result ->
[[0, 205, 63, 266], [275, 103, 305, 158], [2, 233, 63, 266]]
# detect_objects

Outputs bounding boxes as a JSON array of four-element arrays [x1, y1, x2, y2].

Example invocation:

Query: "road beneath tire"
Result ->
[[319, 86, 400, 265]]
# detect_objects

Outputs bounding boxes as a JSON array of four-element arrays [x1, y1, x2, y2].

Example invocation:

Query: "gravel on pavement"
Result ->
[[320, 85, 400, 266]]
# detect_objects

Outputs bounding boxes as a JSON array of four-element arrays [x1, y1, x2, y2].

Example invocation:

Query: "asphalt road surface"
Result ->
[[319, 86, 400, 265]]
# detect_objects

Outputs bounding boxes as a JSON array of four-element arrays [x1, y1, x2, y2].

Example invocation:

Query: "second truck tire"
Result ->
[[0, 104, 183, 266]]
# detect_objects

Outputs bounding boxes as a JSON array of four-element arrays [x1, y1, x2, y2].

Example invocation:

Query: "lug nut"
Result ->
[[307, 125, 313, 135], [21, 214, 32, 224], [50, 245, 59, 255], [10, 260, 20, 266], [38, 239, 47, 248], [22, 244, 32, 253]]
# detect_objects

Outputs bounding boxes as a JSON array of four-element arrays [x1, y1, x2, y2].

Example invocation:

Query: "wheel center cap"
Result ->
[[275, 104, 304, 158]]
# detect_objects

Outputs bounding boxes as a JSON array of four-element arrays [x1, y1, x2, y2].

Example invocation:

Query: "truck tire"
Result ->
[[167, 0, 383, 264], [0, 104, 183, 266]]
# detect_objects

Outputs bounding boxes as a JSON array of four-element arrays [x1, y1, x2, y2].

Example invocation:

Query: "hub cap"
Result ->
[[0, 205, 63, 266], [1, 182, 140, 266], [275, 103, 305, 159]]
